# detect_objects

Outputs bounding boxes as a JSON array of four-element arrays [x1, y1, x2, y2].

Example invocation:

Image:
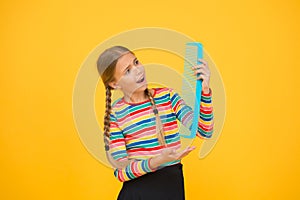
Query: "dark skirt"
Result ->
[[117, 163, 185, 200]]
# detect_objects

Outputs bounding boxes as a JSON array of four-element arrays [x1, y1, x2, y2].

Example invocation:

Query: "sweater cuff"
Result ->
[[147, 158, 157, 172], [202, 88, 212, 97]]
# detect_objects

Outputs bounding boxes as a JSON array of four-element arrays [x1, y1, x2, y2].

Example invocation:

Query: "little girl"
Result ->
[[97, 46, 213, 200]]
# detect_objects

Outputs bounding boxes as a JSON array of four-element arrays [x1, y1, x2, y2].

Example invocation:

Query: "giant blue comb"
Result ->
[[179, 42, 203, 139]]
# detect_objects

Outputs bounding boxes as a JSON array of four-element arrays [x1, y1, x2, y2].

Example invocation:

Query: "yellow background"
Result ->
[[1, 0, 299, 199]]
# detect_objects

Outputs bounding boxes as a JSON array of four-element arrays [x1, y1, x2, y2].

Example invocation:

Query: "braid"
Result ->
[[97, 46, 137, 167], [145, 88, 167, 147], [104, 86, 112, 137], [145, 89, 156, 109], [103, 86, 131, 168]]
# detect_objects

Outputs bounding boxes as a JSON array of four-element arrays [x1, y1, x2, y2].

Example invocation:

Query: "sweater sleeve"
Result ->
[[169, 88, 214, 139], [108, 112, 156, 182]]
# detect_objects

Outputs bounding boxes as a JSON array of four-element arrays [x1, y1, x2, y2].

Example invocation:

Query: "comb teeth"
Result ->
[[179, 42, 203, 139], [182, 45, 198, 107], [184, 45, 198, 89]]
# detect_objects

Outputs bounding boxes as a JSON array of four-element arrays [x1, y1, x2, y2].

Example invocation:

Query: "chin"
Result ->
[[138, 84, 148, 92]]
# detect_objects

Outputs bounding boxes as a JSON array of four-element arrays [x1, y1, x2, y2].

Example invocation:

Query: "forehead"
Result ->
[[115, 52, 136, 71]]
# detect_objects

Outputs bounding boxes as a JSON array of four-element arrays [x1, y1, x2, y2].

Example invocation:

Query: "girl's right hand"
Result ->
[[150, 146, 196, 169]]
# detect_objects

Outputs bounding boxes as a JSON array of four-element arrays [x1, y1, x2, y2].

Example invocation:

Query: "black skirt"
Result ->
[[117, 163, 185, 200]]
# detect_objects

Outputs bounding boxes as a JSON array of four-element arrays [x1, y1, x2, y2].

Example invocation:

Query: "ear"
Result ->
[[108, 81, 121, 90]]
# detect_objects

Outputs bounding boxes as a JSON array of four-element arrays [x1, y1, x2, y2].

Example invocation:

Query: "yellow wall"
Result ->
[[1, 0, 299, 199]]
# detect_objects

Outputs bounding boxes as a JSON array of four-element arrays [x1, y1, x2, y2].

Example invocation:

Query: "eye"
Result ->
[[134, 59, 139, 65], [126, 68, 130, 74]]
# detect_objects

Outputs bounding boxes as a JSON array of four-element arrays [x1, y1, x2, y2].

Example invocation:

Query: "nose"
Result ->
[[134, 65, 143, 75]]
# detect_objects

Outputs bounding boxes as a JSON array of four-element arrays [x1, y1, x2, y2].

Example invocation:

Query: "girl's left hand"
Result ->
[[192, 59, 211, 94]]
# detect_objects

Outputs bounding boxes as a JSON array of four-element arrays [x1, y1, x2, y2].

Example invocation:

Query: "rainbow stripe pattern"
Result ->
[[109, 88, 214, 182]]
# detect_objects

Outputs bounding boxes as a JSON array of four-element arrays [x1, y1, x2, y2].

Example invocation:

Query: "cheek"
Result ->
[[118, 76, 135, 88]]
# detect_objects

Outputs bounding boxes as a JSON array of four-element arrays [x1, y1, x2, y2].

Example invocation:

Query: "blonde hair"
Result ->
[[97, 46, 131, 138], [97, 46, 166, 153]]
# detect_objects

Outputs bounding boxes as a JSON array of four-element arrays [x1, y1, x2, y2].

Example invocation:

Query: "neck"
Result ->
[[124, 90, 148, 103]]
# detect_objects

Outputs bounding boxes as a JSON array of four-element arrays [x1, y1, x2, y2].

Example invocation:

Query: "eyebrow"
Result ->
[[122, 57, 138, 74]]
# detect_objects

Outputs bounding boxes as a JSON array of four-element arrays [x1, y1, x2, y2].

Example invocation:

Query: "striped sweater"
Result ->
[[109, 87, 214, 182]]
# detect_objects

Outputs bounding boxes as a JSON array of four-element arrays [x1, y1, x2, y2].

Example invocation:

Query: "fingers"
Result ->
[[191, 59, 211, 89], [197, 74, 210, 81], [192, 64, 208, 72], [192, 59, 210, 78], [175, 146, 196, 159], [193, 68, 206, 75], [192, 65, 210, 74], [161, 147, 177, 158], [158, 146, 196, 164], [194, 69, 210, 81], [198, 59, 208, 67]]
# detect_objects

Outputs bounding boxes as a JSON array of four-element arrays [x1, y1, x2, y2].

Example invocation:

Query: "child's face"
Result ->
[[110, 52, 147, 97]]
